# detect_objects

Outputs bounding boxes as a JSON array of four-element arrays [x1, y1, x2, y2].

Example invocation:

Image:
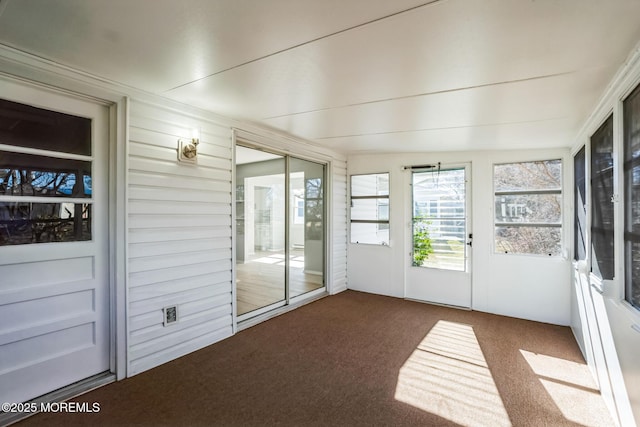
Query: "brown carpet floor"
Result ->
[[17, 290, 613, 427]]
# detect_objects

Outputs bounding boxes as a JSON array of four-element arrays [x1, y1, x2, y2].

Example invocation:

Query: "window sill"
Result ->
[[349, 242, 390, 247], [492, 251, 567, 261], [618, 300, 640, 327]]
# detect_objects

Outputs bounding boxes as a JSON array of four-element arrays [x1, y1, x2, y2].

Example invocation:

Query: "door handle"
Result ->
[[467, 233, 472, 247]]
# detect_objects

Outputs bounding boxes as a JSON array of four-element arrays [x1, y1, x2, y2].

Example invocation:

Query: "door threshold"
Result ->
[[0, 372, 115, 426], [238, 290, 328, 332]]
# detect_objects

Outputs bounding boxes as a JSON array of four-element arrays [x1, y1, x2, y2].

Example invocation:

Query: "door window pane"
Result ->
[[0, 202, 91, 245], [412, 168, 466, 271], [1, 152, 92, 198], [0, 98, 91, 156]]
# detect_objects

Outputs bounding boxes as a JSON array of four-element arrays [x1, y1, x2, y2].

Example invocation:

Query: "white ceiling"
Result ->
[[1, 0, 639, 154]]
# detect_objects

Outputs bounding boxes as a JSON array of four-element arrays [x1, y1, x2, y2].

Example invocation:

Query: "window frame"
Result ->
[[349, 172, 390, 245], [493, 159, 563, 257]]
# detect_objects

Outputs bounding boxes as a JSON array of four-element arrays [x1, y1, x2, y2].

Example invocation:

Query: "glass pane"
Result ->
[[305, 200, 323, 240], [591, 115, 615, 279], [289, 158, 325, 299], [494, 194, 562, 224], [351, 173, 388, 197], [235, 148, 285, 316], [0, 152, 92, 198], [624, 83, 640, 309], [0, 98, 91, 156], [574, 147, 587, 261], [350, 222, 389, 245], [0, 202, 91, 245], [494, 160, 562, 192], [351, 198, 389, 221], [412, 168, 466, 271], [413, 220, 466, 271], [495, 226, 561, 256]]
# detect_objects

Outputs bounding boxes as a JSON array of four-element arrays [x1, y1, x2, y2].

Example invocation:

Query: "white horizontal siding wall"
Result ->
[[331, 159, 348, 294], [127, 99, 233, 375], [0, 44, 354, 391]]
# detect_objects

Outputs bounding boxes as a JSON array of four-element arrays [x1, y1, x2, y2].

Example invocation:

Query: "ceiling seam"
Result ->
[[262, 71, 576, 120], [313, 117, 570, 140], [163, 0, 445, 93]]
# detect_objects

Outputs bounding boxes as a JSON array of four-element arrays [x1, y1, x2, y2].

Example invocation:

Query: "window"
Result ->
[[350, 173, 389, 245], [0, 99, 93, 246], [574, 147, 587, 261], [624, 83, 640, 310], [494, 160, 562, 256], [591, 115, 615, 279]]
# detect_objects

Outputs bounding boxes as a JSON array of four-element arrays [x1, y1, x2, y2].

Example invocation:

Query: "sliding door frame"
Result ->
[[232, 132, 329, 330]]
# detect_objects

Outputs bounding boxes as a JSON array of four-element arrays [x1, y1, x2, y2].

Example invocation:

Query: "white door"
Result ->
[[405, 164, 472, 308], [0, 79, 110, 404]]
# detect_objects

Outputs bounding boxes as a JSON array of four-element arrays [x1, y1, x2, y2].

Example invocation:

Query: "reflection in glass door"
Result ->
[[235, 146, 325, 319], [235, 149, 286, 316], [289, 158, 325, 299]]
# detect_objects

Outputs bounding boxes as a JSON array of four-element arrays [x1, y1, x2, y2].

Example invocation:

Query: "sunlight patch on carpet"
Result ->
[[395, 320, 511, 427], [520, 350, 614, 427]]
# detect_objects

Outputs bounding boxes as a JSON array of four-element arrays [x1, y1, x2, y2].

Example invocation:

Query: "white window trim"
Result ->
[[349, 172, 390, 246]]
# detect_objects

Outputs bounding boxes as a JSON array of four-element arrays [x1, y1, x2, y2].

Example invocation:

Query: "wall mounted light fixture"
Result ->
[[178, 128, 200, 163]]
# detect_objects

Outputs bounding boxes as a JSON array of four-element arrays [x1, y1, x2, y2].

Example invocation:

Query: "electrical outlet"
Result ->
[[163, 305, 178, 326]]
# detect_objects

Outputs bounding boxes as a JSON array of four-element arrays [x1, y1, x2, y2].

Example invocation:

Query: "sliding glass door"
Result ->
[[289, 157, 325, 299], [235, 146, 325, 319], [235, 149, 286, 316]]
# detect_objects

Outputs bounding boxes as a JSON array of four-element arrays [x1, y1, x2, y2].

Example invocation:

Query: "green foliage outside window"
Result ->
[[412, 219, 434, 266]]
